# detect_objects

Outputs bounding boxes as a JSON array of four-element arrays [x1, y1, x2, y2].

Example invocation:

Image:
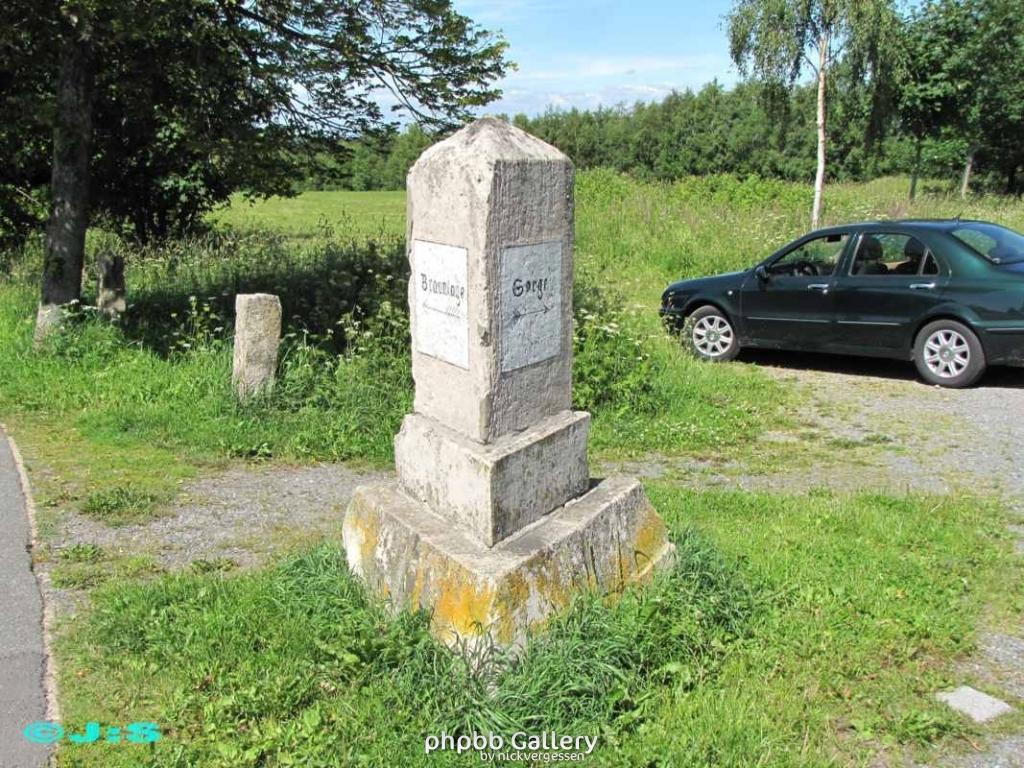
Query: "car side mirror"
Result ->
[[755, 264, 769, 282]]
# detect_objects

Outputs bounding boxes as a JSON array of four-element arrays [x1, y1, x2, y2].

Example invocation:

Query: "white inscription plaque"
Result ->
[[500, 241, 563, 372], [413, 240, 469, 369]]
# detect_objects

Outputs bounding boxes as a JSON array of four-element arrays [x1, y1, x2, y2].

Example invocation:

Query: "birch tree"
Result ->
[[728, 0, 899, 228]]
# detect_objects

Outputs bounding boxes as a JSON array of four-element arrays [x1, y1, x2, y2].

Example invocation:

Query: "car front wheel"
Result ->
[[913, 319, 986, 388], [686, 305, 740, 362]]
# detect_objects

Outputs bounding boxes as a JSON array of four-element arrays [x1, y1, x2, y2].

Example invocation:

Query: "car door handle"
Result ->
[[910, 282, 937, 290], [807, 283, 830, 293]]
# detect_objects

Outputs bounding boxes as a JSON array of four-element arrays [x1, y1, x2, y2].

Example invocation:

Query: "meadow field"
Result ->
[[1, 173, 1023, 766]]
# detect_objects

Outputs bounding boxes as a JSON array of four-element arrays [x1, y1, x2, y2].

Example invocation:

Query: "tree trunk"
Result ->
[[909, 137, 922, 201], [35, 24, 94, 344], [959, 149, 975, 200], [811, 36, 828, 230]]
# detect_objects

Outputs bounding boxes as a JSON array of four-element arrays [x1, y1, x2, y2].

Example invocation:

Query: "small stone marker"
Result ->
[[343, 118, 675, 649], [96, 254, 126, 318], [232, 293, 282, 401], [937, 685, 1013, 723]]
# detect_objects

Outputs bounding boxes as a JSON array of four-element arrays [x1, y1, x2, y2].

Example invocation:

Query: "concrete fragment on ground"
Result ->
[[936, 685, 1013, 723]]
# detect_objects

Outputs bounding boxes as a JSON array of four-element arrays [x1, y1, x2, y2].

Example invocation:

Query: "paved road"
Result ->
[[0, 430, 51, 767]]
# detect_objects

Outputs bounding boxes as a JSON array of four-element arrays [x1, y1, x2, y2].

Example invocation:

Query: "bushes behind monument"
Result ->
[[0, 229, 762, 468]]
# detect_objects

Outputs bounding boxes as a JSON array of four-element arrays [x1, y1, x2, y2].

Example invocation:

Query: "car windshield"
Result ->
[[950, 222, 1024, 265]]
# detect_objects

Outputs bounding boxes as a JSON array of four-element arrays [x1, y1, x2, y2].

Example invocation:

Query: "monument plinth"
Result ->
[[343, 118, 675, 648]]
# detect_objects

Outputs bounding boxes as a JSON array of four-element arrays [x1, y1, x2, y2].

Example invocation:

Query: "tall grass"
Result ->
[[57, 529, 756, 767], [575, 170, 1024, 322]]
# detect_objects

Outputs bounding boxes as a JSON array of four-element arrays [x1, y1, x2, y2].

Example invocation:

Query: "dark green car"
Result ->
[[660, 220, 1024, 387]]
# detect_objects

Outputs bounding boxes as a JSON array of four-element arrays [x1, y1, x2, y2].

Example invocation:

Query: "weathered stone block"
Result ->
[[233, 293, 282, 401], [394, 410, 589, 547], [96, 254, 126, 318], [343, 476, 676, 649], [407, 118, 575, 444]]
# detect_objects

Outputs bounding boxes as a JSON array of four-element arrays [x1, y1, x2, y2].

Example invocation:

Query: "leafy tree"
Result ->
[[0, 8, 54, 248], [727, 0, 901, 227], [382, 124, 436, 189], [896, 2, 963, 199], [962, 0, 1024, 196], [6, 0, 509, 340], [897, 0, 1024, 198]]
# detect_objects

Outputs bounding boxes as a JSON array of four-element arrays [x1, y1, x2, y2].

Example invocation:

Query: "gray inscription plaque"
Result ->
[[500, 241, 563, 372]]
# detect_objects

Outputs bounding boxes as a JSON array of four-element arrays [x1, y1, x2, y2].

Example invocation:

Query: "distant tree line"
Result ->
[[321, 0, 1022, 206], [2, 0, 1022, 341], [323, 76, 1013, 198], [314, 81, 920, 192]]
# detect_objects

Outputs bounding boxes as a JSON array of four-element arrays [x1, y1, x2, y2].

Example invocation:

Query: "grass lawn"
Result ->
[[2, 173, 1023, 766], [209, 190, 406, 239], [52, 490, 1022, 766]]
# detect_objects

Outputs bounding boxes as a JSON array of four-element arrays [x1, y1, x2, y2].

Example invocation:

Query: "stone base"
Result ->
[[342, 476, 676, 649], [394, 410, 589, 547]]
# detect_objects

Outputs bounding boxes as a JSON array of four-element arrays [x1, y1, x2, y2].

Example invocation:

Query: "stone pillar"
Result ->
[[343, 119, 675, 650], [395, 116, 587, 547], [232, 293, 281, 401]]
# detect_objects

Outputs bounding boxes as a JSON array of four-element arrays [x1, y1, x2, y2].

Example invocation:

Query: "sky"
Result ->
[[452, 0, 740, 117]]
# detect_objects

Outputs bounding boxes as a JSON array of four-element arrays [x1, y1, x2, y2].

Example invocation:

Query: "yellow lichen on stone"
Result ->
[[629, 506, 671, 578], [431, 568, 497, 640], [409, 560, 427, 608], [493, 552, 596, 645], [342, 495, 383, 577]]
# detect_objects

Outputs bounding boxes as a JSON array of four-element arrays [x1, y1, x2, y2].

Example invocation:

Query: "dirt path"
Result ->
[[750, 350, 1024, 502], [600, 350, 1024, 507], [41, 463, 388, 616]]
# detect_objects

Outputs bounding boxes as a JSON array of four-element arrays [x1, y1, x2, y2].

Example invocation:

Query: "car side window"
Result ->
[[769, 233, 848, 277], [951, 227, 997, 258], [850, 233, 930, 277], [920, 253, 940, 276]]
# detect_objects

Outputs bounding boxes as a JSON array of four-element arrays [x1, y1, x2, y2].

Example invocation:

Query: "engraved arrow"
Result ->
[[423, 304, 464, 319], [512, 302, 552, 320]]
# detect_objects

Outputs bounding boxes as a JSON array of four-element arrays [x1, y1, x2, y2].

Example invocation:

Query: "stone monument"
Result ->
[[343, 118, 675, 649], [233, 293, 282, 401]]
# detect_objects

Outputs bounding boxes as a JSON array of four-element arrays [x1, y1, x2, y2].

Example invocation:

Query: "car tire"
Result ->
[[685, 305, 740, 362], [913, 319, 986, 388]]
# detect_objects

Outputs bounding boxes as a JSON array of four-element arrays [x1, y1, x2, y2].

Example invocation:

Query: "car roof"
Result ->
[[808, 219, 993, 237]]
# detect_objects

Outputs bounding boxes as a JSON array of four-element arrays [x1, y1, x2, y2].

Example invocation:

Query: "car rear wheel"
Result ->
[[913, 319, 986, 388], [686, 305, 740, 362]]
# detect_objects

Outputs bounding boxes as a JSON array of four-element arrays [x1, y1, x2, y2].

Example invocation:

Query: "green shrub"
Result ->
[[573, 276, 657, 414]]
